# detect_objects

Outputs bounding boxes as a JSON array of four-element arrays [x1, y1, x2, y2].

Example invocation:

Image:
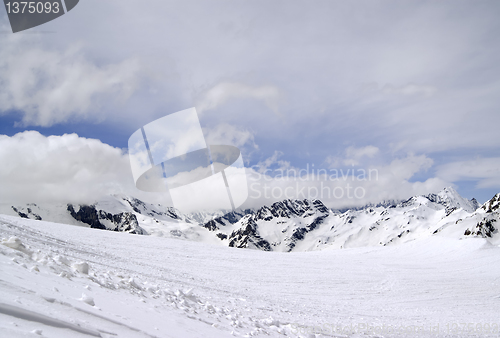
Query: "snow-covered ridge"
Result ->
[[1, 187, 498, 252], [201, 187, 496, 251]]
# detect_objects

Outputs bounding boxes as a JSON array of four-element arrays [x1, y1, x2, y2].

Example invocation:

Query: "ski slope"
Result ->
[[1, 214, 500, 337]]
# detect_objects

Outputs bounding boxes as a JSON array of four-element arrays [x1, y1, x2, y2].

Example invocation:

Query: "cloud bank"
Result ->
[[241, 149, 449, 210], [1, 1, 499, 204], [0, 132, 451, 211], [0, 40, 144, 127], [436, 158, 500, 189]]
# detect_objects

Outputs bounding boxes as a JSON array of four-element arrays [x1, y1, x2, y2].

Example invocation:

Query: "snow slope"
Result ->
[[1, 214, 500, 337]]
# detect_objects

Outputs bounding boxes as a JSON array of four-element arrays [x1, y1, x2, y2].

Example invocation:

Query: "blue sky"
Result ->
[[1, 1, 499, 209]]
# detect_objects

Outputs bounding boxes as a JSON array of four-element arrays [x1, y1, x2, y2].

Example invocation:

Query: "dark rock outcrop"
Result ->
[[67, 204, 146, 234]]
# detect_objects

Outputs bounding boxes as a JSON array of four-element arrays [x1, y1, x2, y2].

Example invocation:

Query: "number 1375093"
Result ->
[[5, 2, 60, 14]]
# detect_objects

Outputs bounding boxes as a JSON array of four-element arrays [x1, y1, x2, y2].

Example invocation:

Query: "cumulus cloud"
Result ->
[[0, 41, 144, 127], [0, 131, 247, 212], [196, 82, 281, 114], [0, 131, 202, 208], [0, 131, 151, 205], [436, 158, 500, 189]]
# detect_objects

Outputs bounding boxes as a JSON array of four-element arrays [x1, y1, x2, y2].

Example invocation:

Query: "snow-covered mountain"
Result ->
[[203, 199, 330, 251], [451, 192, 500, 241], [201, 187, 491, 251], [2, 187, 498, 251], [1, 194, 221, 241]]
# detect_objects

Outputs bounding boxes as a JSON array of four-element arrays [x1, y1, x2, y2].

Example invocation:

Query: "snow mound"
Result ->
[[2, 236, 32, 255]]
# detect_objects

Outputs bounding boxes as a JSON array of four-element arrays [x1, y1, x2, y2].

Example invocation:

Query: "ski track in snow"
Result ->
[[1, 214, 500, 337]]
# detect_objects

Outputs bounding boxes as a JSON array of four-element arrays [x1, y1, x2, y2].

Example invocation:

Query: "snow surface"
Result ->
[[1, 214, 500, 337]]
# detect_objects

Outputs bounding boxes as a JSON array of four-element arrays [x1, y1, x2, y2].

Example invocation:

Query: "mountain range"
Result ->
[[1, 187, 498, 251]]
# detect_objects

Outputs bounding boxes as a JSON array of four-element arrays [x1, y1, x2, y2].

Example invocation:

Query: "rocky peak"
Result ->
[[481, 193, 500, 213], [67, 204, 146, 235]]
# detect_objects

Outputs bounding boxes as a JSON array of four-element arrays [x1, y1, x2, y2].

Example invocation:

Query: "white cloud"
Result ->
[[196, 82, 281, 114], [344, 145, 380, 166], [387, 153, 433, 181], [0, 41, 144, 127], [326, 145, 380, 167], [253, 151, 293, 174], [203, 123, 257, 149], [436, 158, 500, 189], [0, 131, 452, 211], [0, 131, 250, 212], [0, 131, 144, 205]]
